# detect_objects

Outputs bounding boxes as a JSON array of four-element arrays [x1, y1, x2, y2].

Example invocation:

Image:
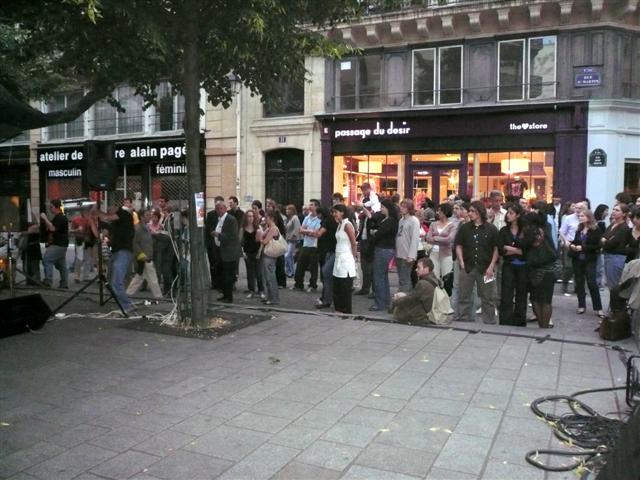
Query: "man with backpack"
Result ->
[[391, 257, 452, 324]]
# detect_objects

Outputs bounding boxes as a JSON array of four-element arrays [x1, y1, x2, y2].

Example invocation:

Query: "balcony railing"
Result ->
[[363, 0, 510, 15]]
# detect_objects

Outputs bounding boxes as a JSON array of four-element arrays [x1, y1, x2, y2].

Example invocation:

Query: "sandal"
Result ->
[[576, 308, 585, 314]]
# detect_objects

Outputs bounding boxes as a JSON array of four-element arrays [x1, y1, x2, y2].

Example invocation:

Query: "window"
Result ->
[[45, 91, 85, 140], [333, 154, 403, 203], [336, 55, 381, 110], [92, 86, 144, 136], [263, 78, 304, 117], [155, 82, 185, 131], [412, 45, 462, 106], [624, 159, 640, 200], [498, 36, 556, 101]]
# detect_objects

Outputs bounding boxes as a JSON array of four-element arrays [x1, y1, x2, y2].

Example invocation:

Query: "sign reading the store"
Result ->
[[575, 67, 602, 88], [38, 147, 84, 164], [508, 122, 549, 132], [153, 163, 188, 175], [588, 148, 607, 167], [47, 167, 82, 178], [334, 120, 411, 140]]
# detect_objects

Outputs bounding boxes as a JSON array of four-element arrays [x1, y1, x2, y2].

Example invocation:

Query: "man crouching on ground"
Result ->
[[391, 257, 439, 323]]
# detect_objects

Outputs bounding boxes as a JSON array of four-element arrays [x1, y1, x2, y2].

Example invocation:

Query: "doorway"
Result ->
[[265, 149, 304, 211], [412, 165, 461, 205]]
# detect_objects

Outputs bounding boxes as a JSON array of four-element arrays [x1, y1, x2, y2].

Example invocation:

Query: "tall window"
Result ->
[[92, 86, 144, 136], [155, 82, 185, 131], [412, 45, 463, 106], [337, 55, 381, 110], [263, 78, 304, 117], [45, 91, 85, 140], [498, 36, 556, 101]]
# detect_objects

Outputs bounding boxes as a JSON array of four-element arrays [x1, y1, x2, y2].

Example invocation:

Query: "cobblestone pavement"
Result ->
[[0, 267, 637, 480]]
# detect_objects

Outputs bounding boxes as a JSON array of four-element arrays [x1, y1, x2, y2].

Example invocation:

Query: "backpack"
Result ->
[[426, 278, 454, 325]]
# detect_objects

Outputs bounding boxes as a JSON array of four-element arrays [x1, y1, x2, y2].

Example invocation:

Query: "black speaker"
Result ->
[[0, 294, 51, 338], [85, 141, 117, 191]]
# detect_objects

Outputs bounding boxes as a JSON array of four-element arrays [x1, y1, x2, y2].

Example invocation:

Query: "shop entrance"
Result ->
[[412, 165, 461, 205]]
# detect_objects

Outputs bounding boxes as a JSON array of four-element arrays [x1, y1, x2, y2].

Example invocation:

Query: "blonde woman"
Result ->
[[570, 209, 604, 318]]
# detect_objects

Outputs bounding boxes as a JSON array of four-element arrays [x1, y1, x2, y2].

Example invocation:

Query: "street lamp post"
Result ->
[[226, 73, 242, 199]]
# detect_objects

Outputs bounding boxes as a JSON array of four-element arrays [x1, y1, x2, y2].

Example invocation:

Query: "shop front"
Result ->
[[36, 136, 202, 212], [319, 103, 588, 206], [0, 143, 30, 229]]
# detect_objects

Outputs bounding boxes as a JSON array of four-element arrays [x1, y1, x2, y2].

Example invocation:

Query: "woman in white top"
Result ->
[[284, 204, 301, 278], [332, 204, 357, 314]]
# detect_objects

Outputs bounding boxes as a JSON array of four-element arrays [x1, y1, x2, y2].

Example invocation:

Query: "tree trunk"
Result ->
[[182, 6, 208, 327]]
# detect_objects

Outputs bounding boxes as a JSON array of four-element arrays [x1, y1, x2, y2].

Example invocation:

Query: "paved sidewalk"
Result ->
[[0, 277, 637, 479]]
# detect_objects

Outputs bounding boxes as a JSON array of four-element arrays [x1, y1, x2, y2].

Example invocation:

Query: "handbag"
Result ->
[[263, 234, 287, 258], [599, 309, 632, 341]]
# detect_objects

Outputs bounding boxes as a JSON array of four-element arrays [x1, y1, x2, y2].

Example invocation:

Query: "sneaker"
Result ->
[[306, 287, 317, 293], [246, 293, 254, 299], [563, 293, 571, 297], [476, 307, 482, 314], [289, 286, 304, 291], [260, 293, 267, 300]]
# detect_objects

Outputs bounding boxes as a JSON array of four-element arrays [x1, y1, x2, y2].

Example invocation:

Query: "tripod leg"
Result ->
[[99, 274, 128, 317], [51, 275, 100, 315]]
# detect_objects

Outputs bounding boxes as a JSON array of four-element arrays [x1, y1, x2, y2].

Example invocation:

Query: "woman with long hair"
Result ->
[[569, 209, 604, 318], [627, 207, 640, 262], [395, 199, 420, 292], [332, 204, 357, 313], [241, 209, 264, 299], [284, 204, 300, 278], [602, 203, 631, 310], [260, 211, 281, 305], [593, 203, 609, 288], [370, 198, 399, 311], [425, 202, 456, 279], [498, 202, 527, 326], [522, 213, 556, 328]]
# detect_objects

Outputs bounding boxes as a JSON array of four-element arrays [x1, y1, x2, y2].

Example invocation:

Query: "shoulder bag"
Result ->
[[263, 231, 287, 258]]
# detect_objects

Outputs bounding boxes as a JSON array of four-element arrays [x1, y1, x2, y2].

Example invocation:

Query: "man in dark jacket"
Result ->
[[126, 210, 162, 298], [211, 201, 241, 303], [205, 195, 225, 289], [40, 199, 69, 288]]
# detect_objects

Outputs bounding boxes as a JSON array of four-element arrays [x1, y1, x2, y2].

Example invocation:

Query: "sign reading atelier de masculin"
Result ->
[[37, 138, 189, 165], [589, 148, 607, 167]]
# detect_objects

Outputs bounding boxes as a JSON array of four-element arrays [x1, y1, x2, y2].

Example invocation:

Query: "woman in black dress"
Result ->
[[498, 203, 527, 326]]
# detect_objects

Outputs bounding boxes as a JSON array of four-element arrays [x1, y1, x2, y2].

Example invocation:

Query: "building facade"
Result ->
[[213, 0, 639, 208]]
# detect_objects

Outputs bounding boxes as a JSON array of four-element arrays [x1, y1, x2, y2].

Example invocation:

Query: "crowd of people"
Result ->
[[13, 186, 640, 325]]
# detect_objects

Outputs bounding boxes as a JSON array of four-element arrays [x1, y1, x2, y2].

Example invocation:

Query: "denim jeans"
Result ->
[[320, 253, 335, 305], [244, 252, 263, 293], [373, 247, 394, 309], [285, 241, 297, 277], [396, 258, 414, 293], [604, 253, 626, 289], [109, 249, 133, 312], [261, 255, 279, 303], [43, 245, 69, 288]]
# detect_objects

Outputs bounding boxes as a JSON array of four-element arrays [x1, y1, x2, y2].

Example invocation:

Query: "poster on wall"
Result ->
[[195, 192, 205, 228]]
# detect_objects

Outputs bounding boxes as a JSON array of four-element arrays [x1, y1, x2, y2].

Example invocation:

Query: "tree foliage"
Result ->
[[1, 0, 362, 325], [0, 0, 359, 140]]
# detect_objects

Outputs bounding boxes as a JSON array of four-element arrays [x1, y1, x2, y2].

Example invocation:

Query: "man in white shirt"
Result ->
[[292, 199, 322, 292], [487, 191, 506, 303]]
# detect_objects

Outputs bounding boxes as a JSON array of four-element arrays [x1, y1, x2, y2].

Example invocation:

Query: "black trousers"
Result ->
[[333, 276, 353, 313], [206, 247, 222, 290], [276, 255, 287, 287], [359, 239, 373, 293], [573, 258, 602, 310], [499, 262, 528, 326], [294, 247, 318, 289], [155, 235, 176, 293], [220, 260, 236, 301]]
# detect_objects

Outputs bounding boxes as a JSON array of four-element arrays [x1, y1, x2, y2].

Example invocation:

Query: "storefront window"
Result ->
[[412, 153, 461, 162], [46, 177, 83, 203], [471, 150, 554, 201], [624, 160, 640, 200], [333, 154, 403, 204]]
